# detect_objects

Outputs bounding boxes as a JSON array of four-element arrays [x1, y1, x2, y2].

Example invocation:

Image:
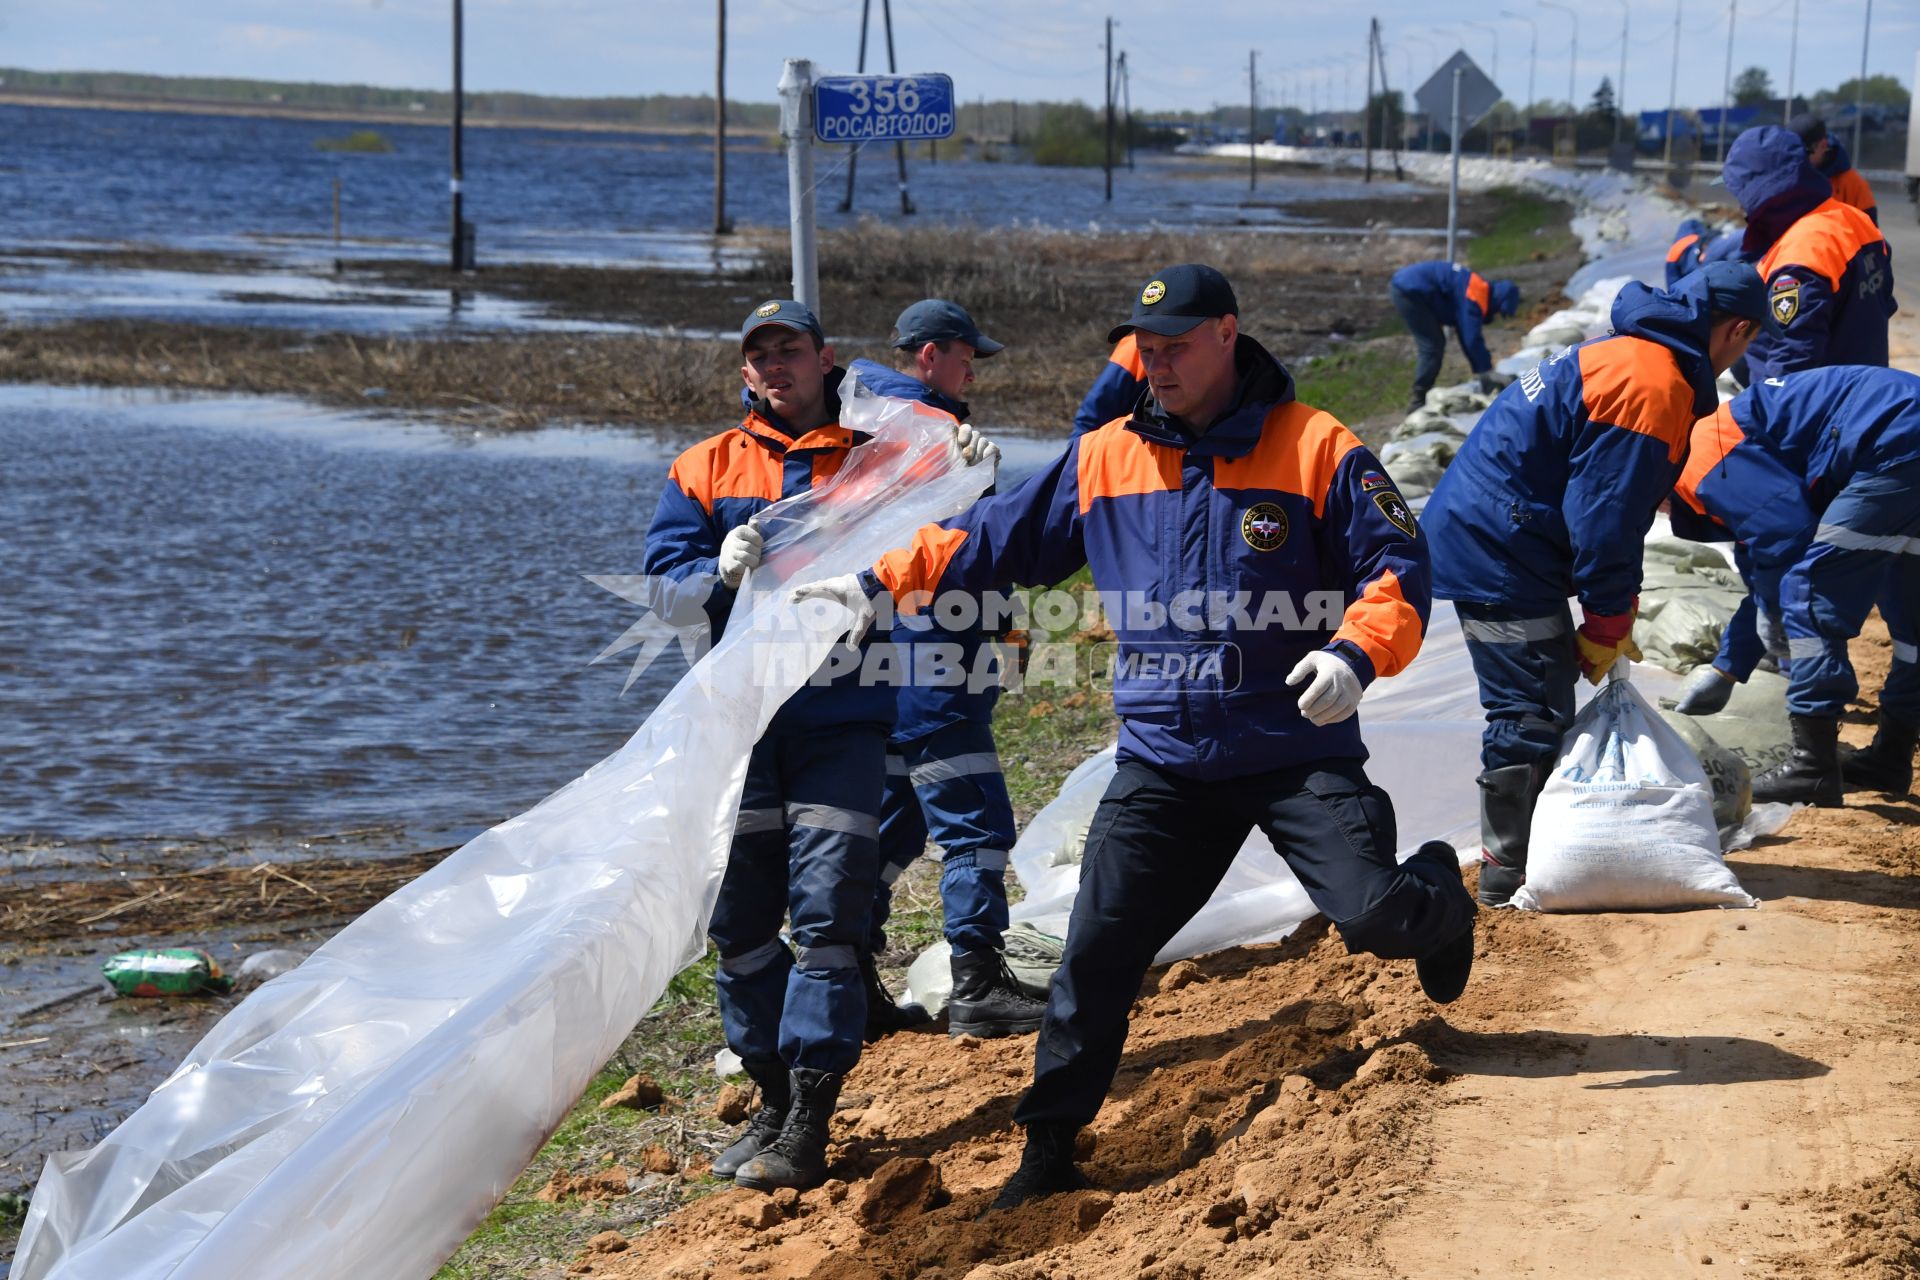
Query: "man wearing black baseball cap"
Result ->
[[795, 262, 1479, 1208]]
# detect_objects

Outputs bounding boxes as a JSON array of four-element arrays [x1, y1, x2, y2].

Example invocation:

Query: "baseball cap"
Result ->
[[1108, 264, 1238, 343], [892, 299, 1004, 356], [1698, 259, 1784, 337], [740, 298, 824, 349]]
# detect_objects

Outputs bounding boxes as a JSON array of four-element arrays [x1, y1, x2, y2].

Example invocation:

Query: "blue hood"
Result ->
[[1608, 276, 1720, 417], [1490, 280, 1522, 317], [1723, 125, 1833, 254], [845, 357, 969, 420]]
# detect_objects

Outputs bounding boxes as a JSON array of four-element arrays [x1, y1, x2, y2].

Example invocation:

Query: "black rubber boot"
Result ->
[[860, 950, 931, 1042], [711, 1055, 790, 1179], [1753, 714, 1845, 808], [1475, 763, 1542, 907], [947, 949, 1047, 1039], [1841, 716, 1917, 796], [733, 1068, 844, 1192], [1405, 387, 1430, 415], [1409, 841, 1476, 1005], [985, 1123, 1089, 1213]]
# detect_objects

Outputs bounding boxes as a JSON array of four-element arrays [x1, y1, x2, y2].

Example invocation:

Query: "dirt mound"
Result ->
[[1785, 1161, 1920, 1278]]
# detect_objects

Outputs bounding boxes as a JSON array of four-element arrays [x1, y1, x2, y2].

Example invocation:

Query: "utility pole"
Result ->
[[1500, 11, 1539, 148], [714, 0, 730, 234], [1363, 23, 1376, 182], [1104, 17, 1115, 202], [839, 0, 872, 212], [1717, 0, 1737, 165], [1120, 51, 1135, 170], [1612, 0, 1628, 145], [1851, 0, 1872, 159], [1783, 0, 1799, 119], [880, 0, 912, 215], [1665, 0, 1682, 166], [1248, 50, 1258, 191], [449, 0, 465, 271], [1539, 0, 1577, 155]]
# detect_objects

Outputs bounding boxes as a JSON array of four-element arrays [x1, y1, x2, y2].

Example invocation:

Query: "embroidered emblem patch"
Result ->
[[1241, 502, 1289, 551], [1769, 280, 1801, 327], [755, 301, 782, 317], [1140, 279, 1167, 306], [1372, 489, 1419, 539]]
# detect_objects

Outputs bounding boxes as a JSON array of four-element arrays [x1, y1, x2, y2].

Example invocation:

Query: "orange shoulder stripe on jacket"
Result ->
[[1665, 232, 1702, 264], [874, 525, 970, 609], [1110, 333, 1146, 378], [1076, 421, 1181, 513], [1576, 336, 1695, 464], [1333, 568, 1424, 679], [669, 428, 783, 513], [1758, 198, 1886, 290], [1674, 404, 1743, 516], [1465, 271, 1492, 317], [1211, 401, 1361, 518]]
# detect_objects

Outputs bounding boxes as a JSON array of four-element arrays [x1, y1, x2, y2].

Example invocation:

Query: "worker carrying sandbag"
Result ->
[[1670, 366, 1920, 805], [1517, 667, 1756, 911], [1420, 261, 1776, 907]]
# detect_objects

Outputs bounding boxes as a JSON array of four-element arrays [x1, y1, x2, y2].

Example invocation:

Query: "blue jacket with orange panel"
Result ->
[[1422, 274, 1721, 618], [1389, 261, 1504, 375], [856, 336, 1431, 782], [846, 358, 1005, 741], [1664, 219, 1748, 287], [1669, 405, 1818, 614], [644, 367, 897, 732], [1072, 335, 1148, 437], [1726, 136, 1894, 379]]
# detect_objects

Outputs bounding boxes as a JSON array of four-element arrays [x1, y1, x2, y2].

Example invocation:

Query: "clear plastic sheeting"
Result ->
[[14, 375, 990, 1280]]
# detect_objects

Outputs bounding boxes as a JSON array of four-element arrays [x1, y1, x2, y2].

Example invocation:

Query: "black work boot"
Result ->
[[1409, 841, 1476, 1005], [1753, 714, 1845, 807], [1405, 387, 1430, 415], [947, 948, 1047, 1039], [986, 1123, 1089, 1213], [1475, 763, 1542, 907], [711, 1055, 791, 1179], [860, 949, 931, 1042], [1841, 716, 1917, 796], [733, 1068, 844, 1192]]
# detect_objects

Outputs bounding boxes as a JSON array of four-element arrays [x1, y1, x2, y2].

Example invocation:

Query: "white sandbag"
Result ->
[[1516, 670, 1757, 912]]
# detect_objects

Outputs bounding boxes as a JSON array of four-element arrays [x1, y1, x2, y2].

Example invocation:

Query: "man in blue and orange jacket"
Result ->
[[643, 298, 992, 1194], [795, 264, 1479, 1210], [1388, 260, 1522, 413], [1072, 333, 1147, 436], [1420, 261, 1775, 907], [1671, 367, 1920, 804], [1722, 124, 1894, 381], [1791, 114, 1879, 225], [1664, 217, 1745, 289], [845, 299, 1049, 1044]]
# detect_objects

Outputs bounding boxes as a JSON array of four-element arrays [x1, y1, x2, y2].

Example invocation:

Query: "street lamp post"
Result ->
[[1665, 0, 1682, 166], [1463, 20, 1501, 152], [1539, 0, 1578, 152], [1717, 0, 1737, 165], [1612, 0, 1629, 145], [1499, 10, 1539, 147]]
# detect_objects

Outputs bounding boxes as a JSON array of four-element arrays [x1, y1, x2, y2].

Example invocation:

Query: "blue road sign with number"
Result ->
[[813, 73, 956, 144]]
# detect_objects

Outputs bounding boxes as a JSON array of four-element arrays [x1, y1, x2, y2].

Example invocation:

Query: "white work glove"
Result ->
[[1674, 664, 1736, 716], [1286, 650, 1364, 727], [955, 422, 1000, 468], [717, 523, 764, 590], [789, 573, 877, 642], [1756, 609, 1789, 663]]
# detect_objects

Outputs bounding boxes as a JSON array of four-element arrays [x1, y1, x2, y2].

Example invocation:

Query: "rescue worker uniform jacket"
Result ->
[[1389, 261, 1506, 375], [1673, 367, 1920, 722], [860, 334, 1433, 782], [1665, 220, 1749, 289], [1817, 134, 1879, 225], [1072, 335, 1148, 437], [1423, 274, 1722, 621], [643, 368, 896, 735], [1726, 139, 1895, 380]]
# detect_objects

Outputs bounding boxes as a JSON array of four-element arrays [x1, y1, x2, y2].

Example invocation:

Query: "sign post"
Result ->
[[778, 59, 818, 311], [1416, 52, 1502, 266]]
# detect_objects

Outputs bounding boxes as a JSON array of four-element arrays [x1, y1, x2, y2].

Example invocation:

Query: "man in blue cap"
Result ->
[[844, 300, 1048, 1042], [796, 263, 1480, 1209], [1388, 261, 1523, 413], [644, 297, 990, 1193], [1420, 261, 1774, 907]]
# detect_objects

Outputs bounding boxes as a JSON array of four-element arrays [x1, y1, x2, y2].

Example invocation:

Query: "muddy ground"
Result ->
[[540, 623, 1919, 1280], [0, 185, 1572, 438]]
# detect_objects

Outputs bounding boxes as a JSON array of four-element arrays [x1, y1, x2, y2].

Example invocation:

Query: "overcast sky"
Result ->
[[5, 0, 1913, 117]]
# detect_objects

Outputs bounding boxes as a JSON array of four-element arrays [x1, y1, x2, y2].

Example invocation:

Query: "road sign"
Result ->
[[813, 73, 956, 144], [1415, 53, 1502, 129]]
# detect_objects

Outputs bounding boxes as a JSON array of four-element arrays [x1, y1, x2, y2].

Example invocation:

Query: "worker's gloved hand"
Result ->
[[1757, 609, 1790, 663], [1286, 650, 1364, 727], [955, 422, 1000, 468], [1576, 608, 1643, 685], [1674, 664, 1737, 715], [789, 572, 878, 642], [718, 522, 764, 589], [1475, 372, 1500, 395]]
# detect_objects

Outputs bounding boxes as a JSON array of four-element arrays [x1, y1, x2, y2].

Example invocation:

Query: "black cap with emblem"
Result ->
[[1108, 264, 1239, 344]]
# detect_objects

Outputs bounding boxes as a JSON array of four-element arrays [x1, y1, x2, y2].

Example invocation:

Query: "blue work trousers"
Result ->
[[708, 727, 885, 1075], [872, 720, 1016, 956], [1012, 756, 1476, 1130], [1457, 602, 1580, 773], [1712, 544, 1767, 681], [1781, 463, 1920, 722], [1391, 283, 1448, 400]]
